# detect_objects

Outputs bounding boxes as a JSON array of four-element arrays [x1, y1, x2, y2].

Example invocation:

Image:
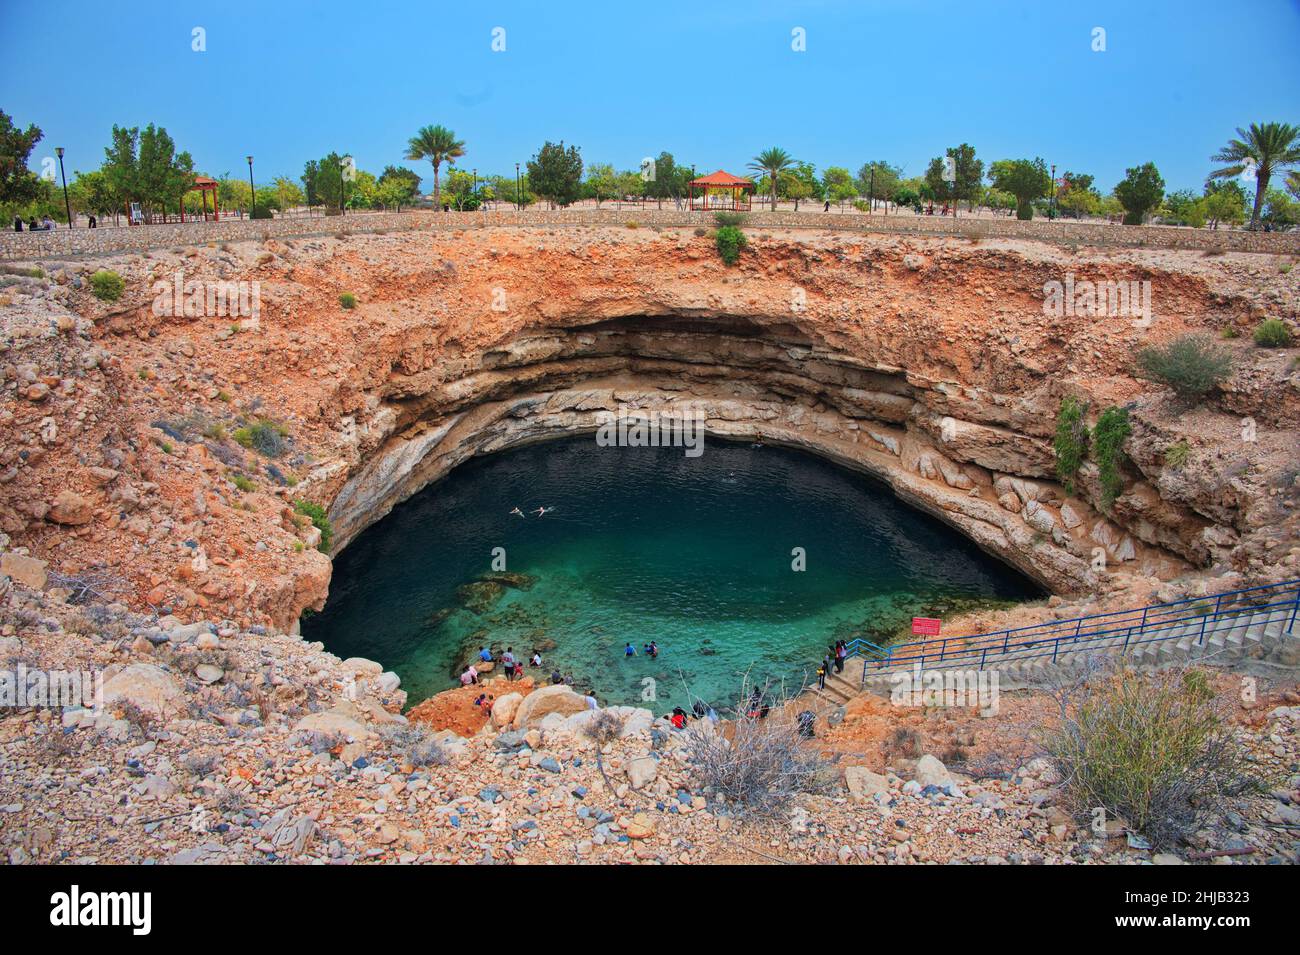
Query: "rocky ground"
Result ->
[[1, 224, 1298, 866], [0, 578, 1296, 866]]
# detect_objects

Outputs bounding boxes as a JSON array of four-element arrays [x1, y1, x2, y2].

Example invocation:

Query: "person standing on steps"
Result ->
[[835, 640, 847, 674], [816, 659, 827, 690]]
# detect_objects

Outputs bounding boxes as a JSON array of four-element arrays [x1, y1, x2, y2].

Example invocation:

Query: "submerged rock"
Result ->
[[455, 580, 507, 614], [481, 571, 538, 591]]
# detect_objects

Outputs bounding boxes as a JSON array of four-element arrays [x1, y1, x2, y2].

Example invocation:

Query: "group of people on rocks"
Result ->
[[461, 643, 591, 694], [815, 640, 848, 689], [665, 700, 718, 730]]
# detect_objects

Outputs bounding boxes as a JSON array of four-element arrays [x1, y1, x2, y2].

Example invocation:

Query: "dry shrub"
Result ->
[[683, 685, 831, 816], [582, 709, 626, 745], [382, 724, 449, 768], [884, 726, 923, 761], [1039, 667, 1265, 849]]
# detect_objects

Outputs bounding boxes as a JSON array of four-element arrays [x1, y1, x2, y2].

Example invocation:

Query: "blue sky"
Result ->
[[2, 0, 1298, 193]]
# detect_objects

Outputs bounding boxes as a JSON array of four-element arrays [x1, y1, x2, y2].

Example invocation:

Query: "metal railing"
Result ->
[[848, 579, 1300, 683]]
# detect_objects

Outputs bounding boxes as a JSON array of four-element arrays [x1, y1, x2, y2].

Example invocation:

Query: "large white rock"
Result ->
[[511, 685, 589, 729], [491, 693, 522, 729], [844, 766, 890, 803], [913, 754, 954, 788], [626, 755, 658, 790], [102, 664, 183, 720]]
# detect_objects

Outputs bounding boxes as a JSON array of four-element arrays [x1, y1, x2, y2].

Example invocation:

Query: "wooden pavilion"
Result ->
[[186, 175, 221, 222], [688, 170, 755, 212]]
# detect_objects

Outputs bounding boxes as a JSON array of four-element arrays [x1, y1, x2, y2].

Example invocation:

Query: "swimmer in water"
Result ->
[[510, 507, 526, 518], [533, 506, 553, 517]]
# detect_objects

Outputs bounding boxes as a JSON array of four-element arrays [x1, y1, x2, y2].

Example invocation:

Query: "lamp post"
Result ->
[[55, 148, 72, 228], [247, 156, 256, 219], [1049, 163, 1056, 220], [515, 163, 521, 212], [869, 165, 875, 215], [339, 154, 347, 217]]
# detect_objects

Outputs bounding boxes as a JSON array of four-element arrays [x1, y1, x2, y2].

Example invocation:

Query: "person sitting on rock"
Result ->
[[478, 646, 493, 663], [460, 665, 479, 686], [669, 707, 687, 730], [530, 649, 542, 668], [551, 670, 564, 685]]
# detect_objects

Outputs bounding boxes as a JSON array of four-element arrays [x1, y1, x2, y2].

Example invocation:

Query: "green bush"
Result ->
[[1092, 406, 1130, 508], [715, 225, 748, 265], [250, 206, 274, 220], [293, 499, 333, 552], [232, 419, 288, 458], [714, 211, 748, 228], [1053, 396, 1089, 494], [1137, 335, 1232, 403], [339, 292, 357, 309], [1164, 440, 1190, 469], [231, 473, 255, 492], [1040, 669, 1263, 849], [90, 270, 125, 302], [1253, 319, 1292, 348]]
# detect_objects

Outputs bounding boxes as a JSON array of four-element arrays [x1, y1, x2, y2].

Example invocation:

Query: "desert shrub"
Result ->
[[683, 690, 830, 815], [582, 709, 626, 745], [339, 292, 356, 309], [1164, 439, 1190, 469], [1053, 396, 1089, 494], [1040, 669, 1264, 849], [1253, 318, 1292, 348], [232, 419, 287, 458], [625, 220, 639, 229], [715, 225, 747, 265], [231, 473, 255, 492], [884, 726, 923, 761], [293, 499, 333, 552], [90, 270, 125, 302], [182, 753, 219, 778], [382, 724, 448, 767], [714, 211, 748, 228], [1092, 406, 1130, 508], [1137, 335, 1232, 403]]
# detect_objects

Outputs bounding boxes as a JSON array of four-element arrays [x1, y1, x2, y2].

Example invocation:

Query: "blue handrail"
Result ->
[[846, 578, 1300, 682]]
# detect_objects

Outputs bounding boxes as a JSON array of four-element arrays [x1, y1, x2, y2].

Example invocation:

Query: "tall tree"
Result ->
[[526, 141, 583, 208], [584, 163, 617, 206], [749, 147, 795, 211], [405, 124, 465, 211], [856, 161, 900, 212], [1113, 162, 1166, 225], [1209, 122, 1300, 230], [0, 110, 43, 209], [989, 157, 1052, 220], [924, 144, 982, 216], [101, 124, 193, 221], [644, 151, 688, 209]]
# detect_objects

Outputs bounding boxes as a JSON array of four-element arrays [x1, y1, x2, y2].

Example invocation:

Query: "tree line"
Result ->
[[2, 110, 1297, 231]]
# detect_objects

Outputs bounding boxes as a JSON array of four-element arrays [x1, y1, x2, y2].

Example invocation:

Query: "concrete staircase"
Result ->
[[858, 601, 1297, 695]]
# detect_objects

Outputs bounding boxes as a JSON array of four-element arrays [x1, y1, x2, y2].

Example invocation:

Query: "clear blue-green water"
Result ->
[[303, 436, 1042, 711]]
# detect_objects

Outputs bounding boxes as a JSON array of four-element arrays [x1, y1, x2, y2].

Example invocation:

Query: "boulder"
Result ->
[[102, 664, 184, 720], [0, 552, 47, 590], [491, 693, 522, 729], [626, 755, 658, 790], [844, 766, 890, 803], [913, 754, 953, 788], [48, 490, 92, 525], [511, 685, 589, 729]]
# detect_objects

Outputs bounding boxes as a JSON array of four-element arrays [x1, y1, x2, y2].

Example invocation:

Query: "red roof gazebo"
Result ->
[[688, 170, 755, 212], [186, 175, 221, 223]]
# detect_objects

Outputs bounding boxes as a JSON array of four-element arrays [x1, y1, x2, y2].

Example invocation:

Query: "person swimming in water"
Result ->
[[510, 507, 525, 518], [533, 506, 553, 517]]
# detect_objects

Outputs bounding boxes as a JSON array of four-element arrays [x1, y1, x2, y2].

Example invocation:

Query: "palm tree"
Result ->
[[749, 147, 795, 212], [1209, 122, 1300, 230], [405, 125, 465, 211]]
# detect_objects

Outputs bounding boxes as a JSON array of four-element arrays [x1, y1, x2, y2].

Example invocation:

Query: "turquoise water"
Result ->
[[303, 436, 1041, 711]]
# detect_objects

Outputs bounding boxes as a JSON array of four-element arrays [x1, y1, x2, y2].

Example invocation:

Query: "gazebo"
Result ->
[[688, 170, 755, 212], [186, 175, 221, 222]]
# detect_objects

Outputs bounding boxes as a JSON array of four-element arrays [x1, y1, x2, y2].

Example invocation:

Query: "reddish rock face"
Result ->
[[1, 225, 1295, 633]]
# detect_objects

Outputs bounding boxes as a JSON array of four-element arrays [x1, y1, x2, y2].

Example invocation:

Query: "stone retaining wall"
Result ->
[[3, 207, 1298, 261]]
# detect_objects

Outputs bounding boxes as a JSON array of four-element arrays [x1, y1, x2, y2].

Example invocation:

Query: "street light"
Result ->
[[515, 162, 521, 212], [247, 156, 256, 219], [1049, 163, 1057, 220], [55, 147, 72, 228]]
